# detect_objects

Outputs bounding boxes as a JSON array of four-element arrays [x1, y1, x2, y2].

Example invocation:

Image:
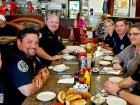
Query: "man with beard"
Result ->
[[3, 28, 49, 105], [37, 14, 71, 67]]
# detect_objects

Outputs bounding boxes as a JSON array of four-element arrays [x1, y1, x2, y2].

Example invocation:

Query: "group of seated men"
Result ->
[[0, 13, 140, 105], [0, 14, 71, 105]]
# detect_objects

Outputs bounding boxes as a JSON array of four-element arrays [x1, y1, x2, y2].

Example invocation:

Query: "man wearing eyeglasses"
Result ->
[[112, 23, 140, 76], [104, 64, 140, 105]]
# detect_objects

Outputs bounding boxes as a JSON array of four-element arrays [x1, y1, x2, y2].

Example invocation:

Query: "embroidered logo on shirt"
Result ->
[[17, 60, 29, 72], [120, 44, 124, 50]]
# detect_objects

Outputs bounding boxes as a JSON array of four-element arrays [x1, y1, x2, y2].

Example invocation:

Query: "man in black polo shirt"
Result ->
[[104, 64, 140, 105], [37, 14, 71, 67], [3, 28, 49, 105], [113, 18, 131, 55]]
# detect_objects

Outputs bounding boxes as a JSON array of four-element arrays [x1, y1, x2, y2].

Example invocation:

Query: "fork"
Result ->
[[99, 90, 109, 97]]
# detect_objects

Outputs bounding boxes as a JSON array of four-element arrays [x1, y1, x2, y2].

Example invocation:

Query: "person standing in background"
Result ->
[[0, 0, 7, 15], [102, 0, 108, 14], [74, 13, 86, 29], [9, 0, 17, 15], [96, 14, 108, 40], [27, 1, 34, 14]]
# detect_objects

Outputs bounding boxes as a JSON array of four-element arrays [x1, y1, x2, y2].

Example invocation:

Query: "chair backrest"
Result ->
[[6, 22, 24, 30], [57, 25, 71, 39], [10, 17, 45, 30], [73, 28, 81, 44]]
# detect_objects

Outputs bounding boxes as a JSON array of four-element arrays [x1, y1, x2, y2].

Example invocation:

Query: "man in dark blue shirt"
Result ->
[[37, 14, 71, 67], [3, 28, 49, 105], [113, 18, 131, 55]]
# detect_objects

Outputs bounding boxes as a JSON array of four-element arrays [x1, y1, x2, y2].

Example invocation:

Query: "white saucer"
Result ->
[[62, 55, 75, 60], [103, 56, 113, 61], [53, 64, 69, 72], [36, 91, 56, 101], [99, 61, 111, 66], [53, 66, 66, 72], [106, 95, 127, 105]]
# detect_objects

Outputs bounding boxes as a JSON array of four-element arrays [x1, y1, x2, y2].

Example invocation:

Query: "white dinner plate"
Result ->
[[36, 91, 56, 102], [99, 61, 111, 66], [62, 55, 75, 60], [109, 77, 123, 83], [53, 66, 66, 72], [103, 50, 113, 54], [53, 64, 69, 72], [103, 56, 113, 61], [95, 51, 104, 57], [106, 95, 127, 105]]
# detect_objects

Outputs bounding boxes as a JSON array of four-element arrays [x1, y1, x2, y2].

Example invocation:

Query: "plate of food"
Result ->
[[99, 61, 111, 66], [37, 91, 56, 102], [106, 95, 127, 105], [109, 77, 123, 83], [91, 94, 105, 105]]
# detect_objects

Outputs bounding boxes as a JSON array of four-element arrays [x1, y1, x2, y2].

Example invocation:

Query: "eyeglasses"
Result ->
[[129, 33, 140, 37]]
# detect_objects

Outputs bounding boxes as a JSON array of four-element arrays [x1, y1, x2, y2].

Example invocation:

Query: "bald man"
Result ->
[[37, 14, 70, 67]]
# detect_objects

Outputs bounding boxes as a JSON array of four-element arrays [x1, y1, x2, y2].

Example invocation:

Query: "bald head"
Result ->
[[47, 14, 59, 32]]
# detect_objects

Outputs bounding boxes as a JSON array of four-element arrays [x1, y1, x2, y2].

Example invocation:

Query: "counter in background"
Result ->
[[5, 15, 74, 39]]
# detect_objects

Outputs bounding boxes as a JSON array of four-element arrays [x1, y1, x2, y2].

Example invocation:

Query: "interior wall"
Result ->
[[88, 0, 104, 15], [136, 0, 140, 17]]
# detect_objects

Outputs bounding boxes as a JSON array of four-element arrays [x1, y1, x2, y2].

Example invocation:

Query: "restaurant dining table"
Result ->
[[22, 56, 126, 105]]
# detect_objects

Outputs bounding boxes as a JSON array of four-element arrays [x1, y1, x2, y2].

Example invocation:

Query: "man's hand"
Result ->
[[104, 81, 120, 96], [32, 73, 42, 88], [51, 55, 62, 61], [113, 63, 123, 71], [41, 68, 49, 81]]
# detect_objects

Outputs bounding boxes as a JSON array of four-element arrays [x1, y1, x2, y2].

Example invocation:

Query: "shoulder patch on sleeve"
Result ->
[[17, 60, 29, 72]]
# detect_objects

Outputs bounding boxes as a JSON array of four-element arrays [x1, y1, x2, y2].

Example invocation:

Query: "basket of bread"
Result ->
[[57, 88, 91, 105]]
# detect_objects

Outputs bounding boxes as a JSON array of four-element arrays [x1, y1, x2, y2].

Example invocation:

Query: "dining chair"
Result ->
[[73, 28, 81, 44]]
